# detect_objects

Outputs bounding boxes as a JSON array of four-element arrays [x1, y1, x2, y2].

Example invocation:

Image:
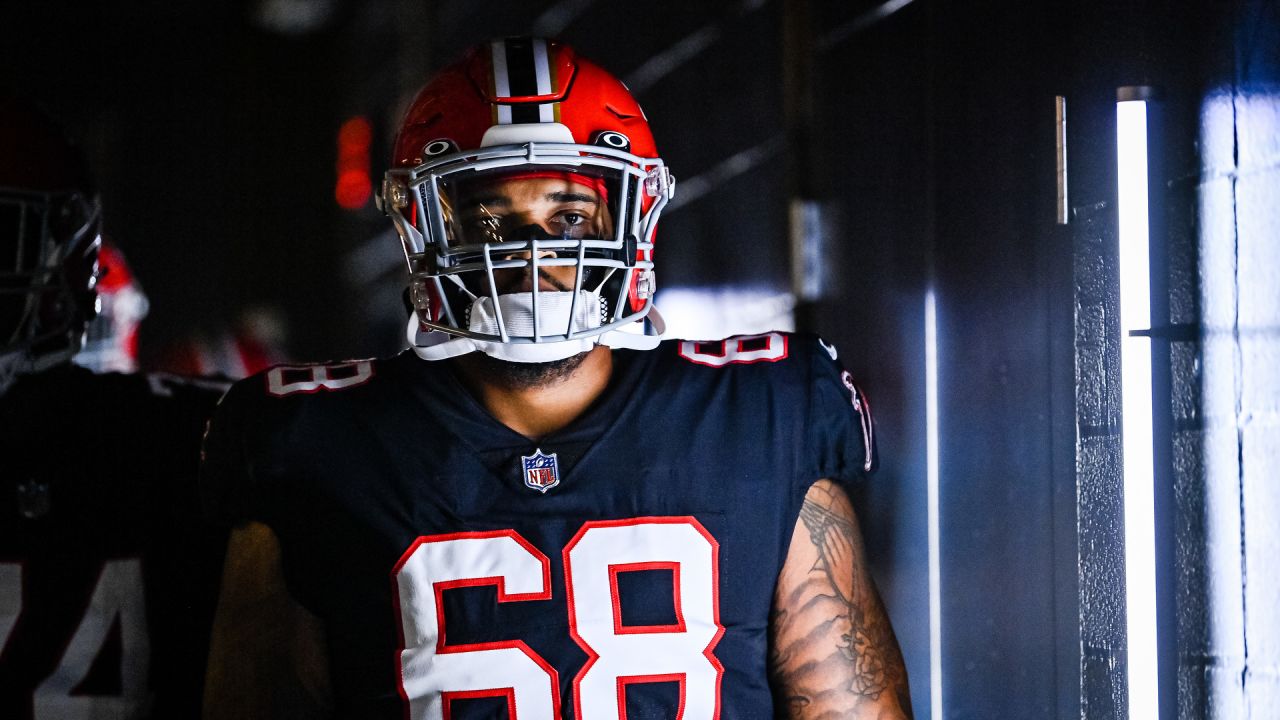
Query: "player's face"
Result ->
[[455, 175, 613, 294]]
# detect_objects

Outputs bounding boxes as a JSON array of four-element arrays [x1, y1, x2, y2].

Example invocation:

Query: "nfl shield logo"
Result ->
[[521, 449, 561, 493]]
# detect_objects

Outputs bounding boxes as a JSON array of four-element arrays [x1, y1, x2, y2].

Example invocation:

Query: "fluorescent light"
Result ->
[[1056, 96, 1068, 225], [1117, 97, 1158, 720], [654, 286, 795, 339], [925, 287, 942, 720]]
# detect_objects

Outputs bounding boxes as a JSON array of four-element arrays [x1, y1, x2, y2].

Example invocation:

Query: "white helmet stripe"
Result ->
[[490, 40, 513, 124], [533, 38, 555, 121], [532, 38, 552, 95], [490, 39, 512, 96]]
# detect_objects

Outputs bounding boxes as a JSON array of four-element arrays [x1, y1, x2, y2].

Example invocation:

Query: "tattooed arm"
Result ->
[[769, 479, 913, 719]]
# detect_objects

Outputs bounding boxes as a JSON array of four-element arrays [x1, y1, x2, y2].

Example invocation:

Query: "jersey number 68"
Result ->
[[392, 517, 723, 720]]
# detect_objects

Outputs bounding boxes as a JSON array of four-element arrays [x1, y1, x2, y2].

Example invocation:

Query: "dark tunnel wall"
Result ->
[[812, 0, 1276, 718], [816, 2, 1071, 716]]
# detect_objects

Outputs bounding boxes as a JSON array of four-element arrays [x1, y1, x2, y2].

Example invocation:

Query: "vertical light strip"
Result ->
[[925, 287, 943, 720], [1116, 98, 1158, 720], [1055, 96, 1069, 225]]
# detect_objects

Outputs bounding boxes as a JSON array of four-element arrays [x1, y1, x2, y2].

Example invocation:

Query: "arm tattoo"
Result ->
[[770, 482, 913, 718], [768, 608, 811, 715], [799, 496, 889, 698]]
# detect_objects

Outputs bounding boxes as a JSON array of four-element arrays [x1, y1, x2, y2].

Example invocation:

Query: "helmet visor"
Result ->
[[382, 141, 671, 344], [440, 167, 618, 250], [425, 165, 644, 304]]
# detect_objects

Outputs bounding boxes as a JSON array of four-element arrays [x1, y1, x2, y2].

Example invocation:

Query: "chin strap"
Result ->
[[408, 290, 665, 363]]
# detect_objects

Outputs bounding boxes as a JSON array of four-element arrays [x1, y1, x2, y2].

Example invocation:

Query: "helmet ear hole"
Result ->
[[591, 131, 631, 152]]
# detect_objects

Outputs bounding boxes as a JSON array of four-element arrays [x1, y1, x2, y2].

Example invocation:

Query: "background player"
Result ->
[[203, 37, 911, 719], [0, 94, 228, 718]]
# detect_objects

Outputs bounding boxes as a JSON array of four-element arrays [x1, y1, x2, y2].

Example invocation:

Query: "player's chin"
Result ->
[[472, 349, 593, 389]]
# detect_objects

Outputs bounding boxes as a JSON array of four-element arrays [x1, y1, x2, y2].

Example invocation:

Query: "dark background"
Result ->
[[5, 1, 1277, 717]]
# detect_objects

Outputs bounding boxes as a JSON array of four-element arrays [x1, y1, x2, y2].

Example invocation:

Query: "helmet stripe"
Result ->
[[490, 38, 556, 126], [489, 40, 513, 124], [531, 38, 552, 95], [511, 104, 540, 123], [489, 40, 511, 97], [532, 38, 555, 122], [503, 38, 538, 98]]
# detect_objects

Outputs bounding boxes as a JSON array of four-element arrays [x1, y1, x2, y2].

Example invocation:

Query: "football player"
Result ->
[[202, 37, 912, 719], [0, 95, 228, 718]]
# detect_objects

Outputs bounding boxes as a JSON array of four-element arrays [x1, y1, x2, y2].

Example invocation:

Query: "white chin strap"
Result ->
[[408, 290, 665, 363]]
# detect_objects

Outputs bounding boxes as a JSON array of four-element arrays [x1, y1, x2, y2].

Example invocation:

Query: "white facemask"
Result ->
[[408, 290, 665, 363]]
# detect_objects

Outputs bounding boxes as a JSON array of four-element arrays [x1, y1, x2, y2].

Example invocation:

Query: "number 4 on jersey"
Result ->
[[392, 518, 723, 720], [1, 560, 150, 719]]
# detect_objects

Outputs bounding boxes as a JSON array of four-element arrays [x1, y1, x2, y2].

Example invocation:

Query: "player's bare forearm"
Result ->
[[769, 479, 913, 719], [203, 522, 332, 719]]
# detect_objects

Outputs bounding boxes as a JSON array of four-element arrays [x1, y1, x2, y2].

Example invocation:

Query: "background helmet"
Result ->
[[0, 94, 101, 389], [73, 239, 149, 373], [381, 37, 675, 363]]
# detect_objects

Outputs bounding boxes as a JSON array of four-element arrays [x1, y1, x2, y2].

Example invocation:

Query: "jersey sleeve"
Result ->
[[199, 379, 261, 527], [801, 336, 878, 488], [145, 372, 231, 469]]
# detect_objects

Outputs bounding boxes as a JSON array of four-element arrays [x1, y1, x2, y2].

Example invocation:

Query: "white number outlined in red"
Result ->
[[265, 360, 374, 397], [392, 531, 560, 720], [391, 518, 723, 720], [677, 332, 789, 367], [565, 518, 723, 720]]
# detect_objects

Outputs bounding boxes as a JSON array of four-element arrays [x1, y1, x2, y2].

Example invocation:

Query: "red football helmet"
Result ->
[[0, 95, 101, 389], [74, 239, 150, 373], [380, 37, 675, 362]]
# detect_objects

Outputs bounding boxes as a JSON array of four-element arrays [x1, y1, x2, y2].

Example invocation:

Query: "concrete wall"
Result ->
[[1195, 0, 1280, 715]]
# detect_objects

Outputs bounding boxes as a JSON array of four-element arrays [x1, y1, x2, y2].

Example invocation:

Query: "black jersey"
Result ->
[[202, 331, 875, 719], [0, 365, 228, 719]]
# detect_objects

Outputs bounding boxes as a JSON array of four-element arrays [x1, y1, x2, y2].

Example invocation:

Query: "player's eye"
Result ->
[[548, 210, 595, 238]]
